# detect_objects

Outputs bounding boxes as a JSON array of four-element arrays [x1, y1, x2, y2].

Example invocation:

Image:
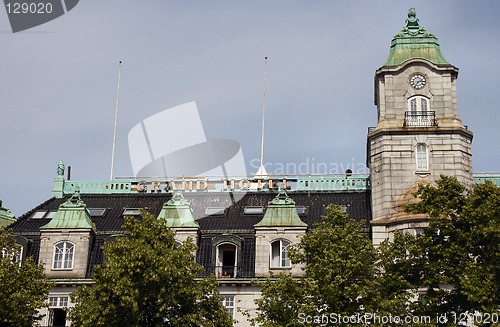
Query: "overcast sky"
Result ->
[[1, 1, 499, 216]]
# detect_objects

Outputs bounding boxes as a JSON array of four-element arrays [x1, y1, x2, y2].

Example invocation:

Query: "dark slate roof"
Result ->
[[10, 190, 371, 234], [9, 190, 371, 278]]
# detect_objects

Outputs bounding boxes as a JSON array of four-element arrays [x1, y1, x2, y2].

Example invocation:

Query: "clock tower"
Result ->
[[367, 9, 473, 246]]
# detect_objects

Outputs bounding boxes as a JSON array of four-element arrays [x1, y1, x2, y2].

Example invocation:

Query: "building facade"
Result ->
[[3, 9, 500, 327]]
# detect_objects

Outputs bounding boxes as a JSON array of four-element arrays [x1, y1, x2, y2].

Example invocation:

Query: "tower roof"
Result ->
[[0, 200, 16, 227], [157, 192, 199, 228], [40, 189, 93, 230], [254, 189, 307, 227], [382, 8, 450, 67]]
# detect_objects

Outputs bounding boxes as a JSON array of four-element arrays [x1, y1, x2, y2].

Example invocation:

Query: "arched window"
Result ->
[[416, 144, 429, 171], [53, 242, 74, 269], [270, 239, 291, 268], [408, 96, 429, 113], [216, 243, 237, 278]]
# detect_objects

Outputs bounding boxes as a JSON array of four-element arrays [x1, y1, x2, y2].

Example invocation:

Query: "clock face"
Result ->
[[410, 74, 426, 89]]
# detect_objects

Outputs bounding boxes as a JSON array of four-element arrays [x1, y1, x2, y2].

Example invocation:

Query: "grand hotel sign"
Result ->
[[133, 178, 291, 192]]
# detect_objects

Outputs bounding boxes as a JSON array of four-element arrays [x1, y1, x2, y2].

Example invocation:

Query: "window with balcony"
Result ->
[[52, 242, 74, 270], [405, 96, 436, 127], [416, 144, 429, 171], [216, 242, 237, 278], [270, 239, 291, 268]]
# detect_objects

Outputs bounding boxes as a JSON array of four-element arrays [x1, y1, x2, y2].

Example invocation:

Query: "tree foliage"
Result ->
[[249, 206, 414, 326], [405, 176, 500, 317], [68, 211, 233, 327], [0, 226, 53, 327], [252, 176, 500, 326]]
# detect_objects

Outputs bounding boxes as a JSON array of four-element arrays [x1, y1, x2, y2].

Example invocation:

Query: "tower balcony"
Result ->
[[404, 111, 438, 127]]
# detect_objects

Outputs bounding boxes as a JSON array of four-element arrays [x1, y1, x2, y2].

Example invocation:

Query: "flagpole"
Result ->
[[110, 61, 122, 180], [259, 57, 267, 169]]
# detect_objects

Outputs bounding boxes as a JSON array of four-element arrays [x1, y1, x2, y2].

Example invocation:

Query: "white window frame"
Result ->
[[216, 242, 238, 277], [416, 144, 429, 171], [408, 95, 429, 113], [52, 242, 74, 270], [2, 245, 22, 267], [48, 296, 70, 308], [270, 239, 291, 268], [220, 295, 235, 317]]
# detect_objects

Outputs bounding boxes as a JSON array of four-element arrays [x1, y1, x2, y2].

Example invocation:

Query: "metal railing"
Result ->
[[404, 111, 438, 127], [199, 265, 255, 278], [473, 173, 500, 187]]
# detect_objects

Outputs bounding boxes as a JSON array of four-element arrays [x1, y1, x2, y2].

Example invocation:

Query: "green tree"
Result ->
[[290, 205, 377, 317], [248, 272, 314, 327], [250, 205, 416, 326], [406, 176, 500, 318], [250, 205, 445, 326], [0, 226, 53, 327], [68, 211, 232, 327]]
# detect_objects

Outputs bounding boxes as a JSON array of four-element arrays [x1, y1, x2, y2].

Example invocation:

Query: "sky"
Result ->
[[1, 1, 500, 216]]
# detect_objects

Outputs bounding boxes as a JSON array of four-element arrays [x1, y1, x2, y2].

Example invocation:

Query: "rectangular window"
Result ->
[[421, 98, 428, 112], [243, 206, 264, 215], [295, 206, 307, 215], [89, 208, 106, 216], [45, 211, 57, 219], [2, 246, 22, 266], [416, 144, 429, 171], [220, 296, 235, 316], [59, 296, 69, 307], [48, 296, 70, 307], [205, 207, 225, 216], [410, 98, 417, 113], [49, 297, 58, 307], [31, 211, 47, 219], [122, 208, 141, 216]]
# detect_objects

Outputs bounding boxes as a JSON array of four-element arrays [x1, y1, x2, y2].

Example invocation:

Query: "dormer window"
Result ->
[[53, 242, 74, 270], [122, 208, 141, 216], [243, 206, 264, 215]]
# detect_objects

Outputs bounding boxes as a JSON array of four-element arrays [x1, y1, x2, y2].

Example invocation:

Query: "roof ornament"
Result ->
[[396, 8, 434, 37], [166, 191, 189, 206], [269, 188, 296, 206], [64, 186, 85, 208], [57, 160, 65, 177]]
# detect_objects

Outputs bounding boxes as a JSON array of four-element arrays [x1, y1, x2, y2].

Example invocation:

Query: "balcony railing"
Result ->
[[199, 265, 255, 278], [404, 111, 438, 127]]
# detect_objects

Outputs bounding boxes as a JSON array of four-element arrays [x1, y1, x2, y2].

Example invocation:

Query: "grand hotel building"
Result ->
[[1, 9, 498, 327]]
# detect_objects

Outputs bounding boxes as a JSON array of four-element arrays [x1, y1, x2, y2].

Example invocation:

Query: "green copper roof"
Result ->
[[254, 189, 307, 227], [383, 8, 450, 67], [0, 200, 16, 227], [41, 188, 93, 230], [157, 192, 198, 228]]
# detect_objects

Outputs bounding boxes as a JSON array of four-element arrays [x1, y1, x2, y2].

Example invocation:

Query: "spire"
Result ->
[[157, 192, 198, 228], [383, 8, 450, 67], [41, 187, 93, 230], [254, 189, 307, 227]]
